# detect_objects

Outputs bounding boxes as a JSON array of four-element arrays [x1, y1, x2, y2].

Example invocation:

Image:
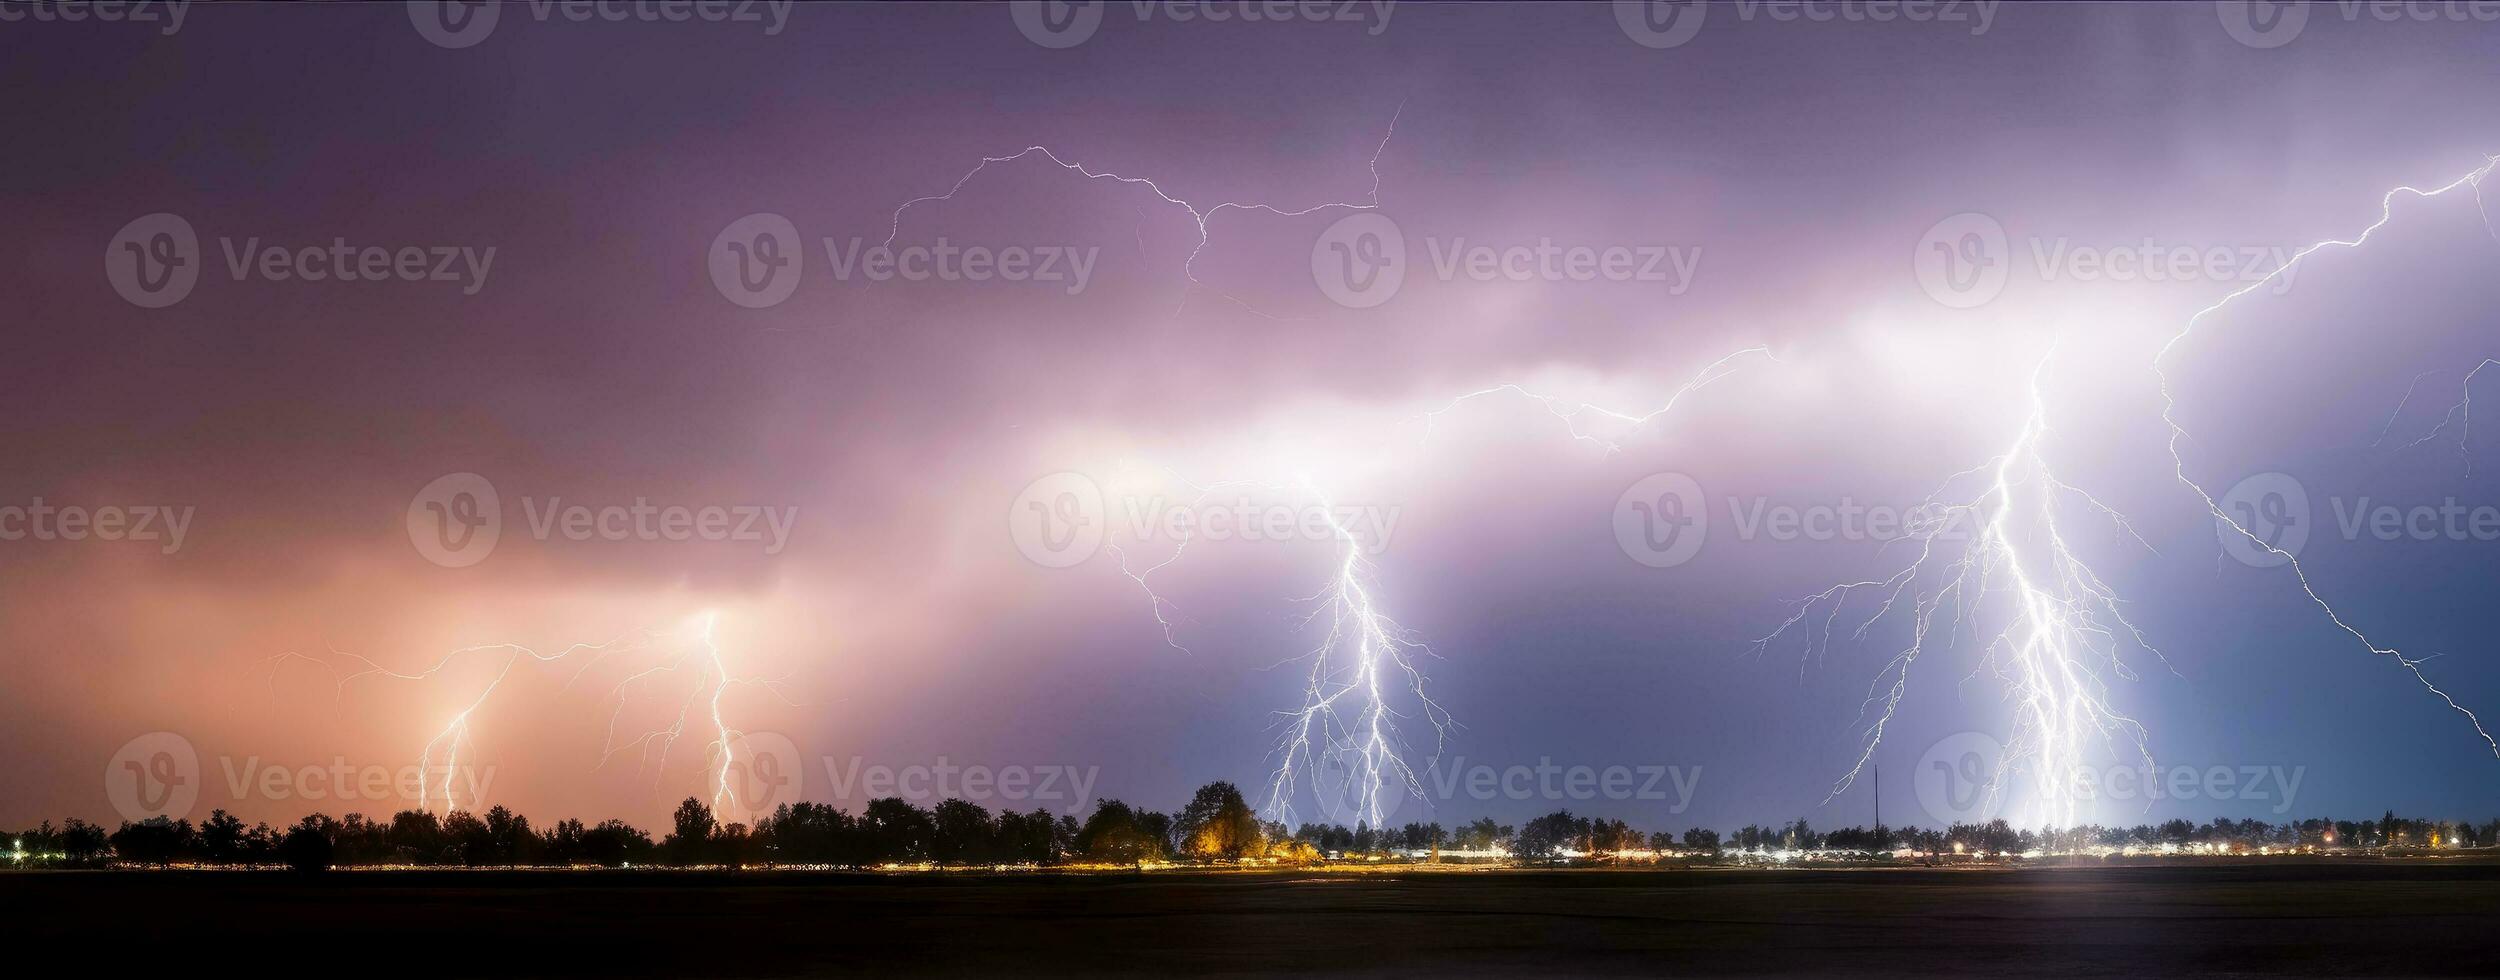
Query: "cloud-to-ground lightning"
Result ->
[[887, 106, 1795, 827], [1757, 349, 2165, 829], [2156, 157, 2500, 759], [1262, 476, 1451, 829], [268, 610, 789, 819]]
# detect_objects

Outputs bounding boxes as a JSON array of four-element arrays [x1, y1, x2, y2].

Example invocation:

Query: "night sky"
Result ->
[[7, 2, 2500, 834]]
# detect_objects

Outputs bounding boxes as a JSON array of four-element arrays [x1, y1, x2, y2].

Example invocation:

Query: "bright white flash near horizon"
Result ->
[[256, 117, 2499, 832]]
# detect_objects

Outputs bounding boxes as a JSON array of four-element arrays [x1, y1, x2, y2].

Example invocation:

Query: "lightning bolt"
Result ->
[[2156, 157, 2500, 759], [1759, 348, 2165, 829], [1412, 346, 1777, 454], [893, 108, 1790, 829], [1262, 476, 1451, 829], [883, 103, 1402, 318], [268, 610, 790, 820]]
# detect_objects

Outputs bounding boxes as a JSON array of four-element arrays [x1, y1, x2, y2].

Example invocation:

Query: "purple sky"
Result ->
[[8, 2, 2500, 834]]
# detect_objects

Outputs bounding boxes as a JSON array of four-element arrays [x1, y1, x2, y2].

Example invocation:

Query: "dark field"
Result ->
[[14, 861, 2500, 977]]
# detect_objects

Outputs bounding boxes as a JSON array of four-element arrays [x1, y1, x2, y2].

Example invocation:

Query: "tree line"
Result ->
[[9, 788, 2493, 872]]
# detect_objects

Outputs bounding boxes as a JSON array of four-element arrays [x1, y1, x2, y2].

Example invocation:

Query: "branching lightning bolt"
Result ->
[[883, 103, 1402, 318], [1758, 349, 2165, 829], [892, 108, 1793, 829], [1262, 476, 1451, 829], [2156, 156, 2500, 759], [267, 610, 792, 819]]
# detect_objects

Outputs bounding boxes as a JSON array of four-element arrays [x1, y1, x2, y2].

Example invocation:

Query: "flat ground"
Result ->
[[12, 860, 2500, 977]]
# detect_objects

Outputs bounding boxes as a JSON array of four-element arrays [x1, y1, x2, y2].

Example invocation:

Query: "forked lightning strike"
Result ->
[[1264, 477, 1450, 828], [2157, 156, 2500, 759], [883, 104, 1402, 318], [268, 610, 788, 819], [1757, 351, 2165, 829]]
